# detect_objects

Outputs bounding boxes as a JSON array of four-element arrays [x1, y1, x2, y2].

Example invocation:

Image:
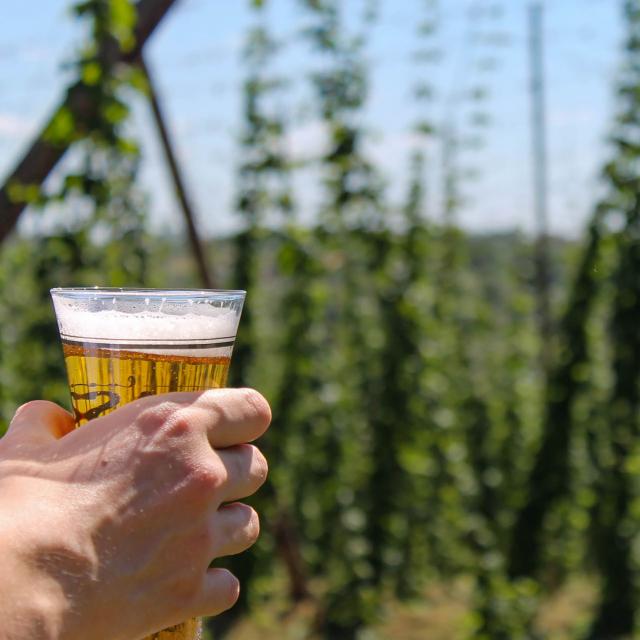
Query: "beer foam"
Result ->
[[53, 301, 240, 343]]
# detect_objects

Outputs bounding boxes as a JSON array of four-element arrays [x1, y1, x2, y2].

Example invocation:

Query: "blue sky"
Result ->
[[0, 0, 624, 238]]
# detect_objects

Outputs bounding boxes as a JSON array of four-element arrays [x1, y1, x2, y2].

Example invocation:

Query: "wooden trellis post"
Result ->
[[0, 0, 214, 289]]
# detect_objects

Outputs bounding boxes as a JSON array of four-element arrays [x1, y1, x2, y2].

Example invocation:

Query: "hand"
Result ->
[[0, 388, 271, 640]]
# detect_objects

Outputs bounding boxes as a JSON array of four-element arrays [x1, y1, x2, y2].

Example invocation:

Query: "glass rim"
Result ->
[[50, 287, 246, 300]]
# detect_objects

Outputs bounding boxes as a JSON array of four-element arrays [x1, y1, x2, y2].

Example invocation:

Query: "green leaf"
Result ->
[[6, 181, 44, 205], [44, 106, 75, 144], [124, 66, 149, 94], [109, 0, 137, 51], [117, 137, 139, 155], [81, 61, 102, 86], [102, 99, 129, 125]]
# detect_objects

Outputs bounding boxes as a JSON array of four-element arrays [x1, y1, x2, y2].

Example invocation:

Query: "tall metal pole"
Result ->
[[529, 1, 552, 370]]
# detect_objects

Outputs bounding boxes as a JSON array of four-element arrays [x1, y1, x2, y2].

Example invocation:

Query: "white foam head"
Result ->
[[51, 291, 244, 356]]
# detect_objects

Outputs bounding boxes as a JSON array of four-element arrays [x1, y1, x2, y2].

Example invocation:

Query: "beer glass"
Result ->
[[50, 287, 246, 640]]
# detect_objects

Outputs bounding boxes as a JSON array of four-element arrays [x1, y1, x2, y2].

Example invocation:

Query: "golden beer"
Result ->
[[52, 287, 245, 640], [62, 342, 230, 426]]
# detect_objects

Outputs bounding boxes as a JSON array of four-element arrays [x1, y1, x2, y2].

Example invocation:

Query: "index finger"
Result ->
[[77, 388, 271, 449], [192, 388, 272, 448]]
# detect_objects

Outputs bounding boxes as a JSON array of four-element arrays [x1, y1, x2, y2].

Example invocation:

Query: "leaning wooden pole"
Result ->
[[138, 55, 215, 289], [0, 0, 178, 243]]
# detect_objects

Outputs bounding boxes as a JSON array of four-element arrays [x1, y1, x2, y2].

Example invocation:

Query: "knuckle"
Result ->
[[201, 570, 239, 616], [241, 388, 272, 427], [170, 575, 202, 610], [9, 401, 65, 434], [13, 400, 46, 417], [189, 459, 226, 495], [229, 445, 268, 492], [245, 508, 260, 544], [251, 447, 269, 485], [136, 403, 176, 436], [170, 527, 215, 575], [200, 391, 227, 423], [220, 572, 241, 609], [165, 409, 194, 439]]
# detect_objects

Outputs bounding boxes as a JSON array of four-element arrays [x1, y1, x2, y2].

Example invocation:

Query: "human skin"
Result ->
[[0, 388, 271, 640]]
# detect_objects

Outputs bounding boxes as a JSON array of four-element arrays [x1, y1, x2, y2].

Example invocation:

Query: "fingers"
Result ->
[[5, 401, 75, 446], [192, 568, 240, 618], [108, 387, 271, 449], [209, 503, 260, 558], [197, 388, 272, 448], [216, 443, 268, 503]]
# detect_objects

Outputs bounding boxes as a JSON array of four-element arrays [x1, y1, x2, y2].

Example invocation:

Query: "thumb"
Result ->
[[6, 401, 76, 445]]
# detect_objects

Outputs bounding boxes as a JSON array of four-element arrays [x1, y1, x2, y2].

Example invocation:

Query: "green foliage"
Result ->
[[589, 199, 640, 638], [0, 0, 148, 429], [211, 4, 303, 635], [507, 214, 607, 582], [211, 1, 640, 638], [0, 237, 73, 431]]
